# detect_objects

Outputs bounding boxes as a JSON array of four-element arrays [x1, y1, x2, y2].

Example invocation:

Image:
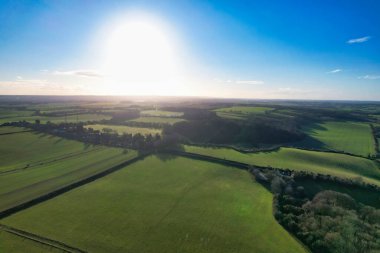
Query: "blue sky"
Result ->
[[0, 0, 379, 100]]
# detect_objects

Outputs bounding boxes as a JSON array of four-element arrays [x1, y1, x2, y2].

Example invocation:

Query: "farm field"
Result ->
[[0, 129, 94, 172], [1, 155, 306, 253], [296, 121, 376, 157], [0, 113, 111, 124], [85, 124, 161, 135], [0, 129, 137, 212], [129, 116, 185, 125], [0, 126, 29, 134], [214, 106, 273, 120], [184, 145, 380, 185], [0, 230, 62, 253], [141, 109, 183, 117], [0, 109, 34, 119]]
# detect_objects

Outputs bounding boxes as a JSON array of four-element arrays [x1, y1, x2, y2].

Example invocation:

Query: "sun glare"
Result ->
[[103, 15, 181, 95]]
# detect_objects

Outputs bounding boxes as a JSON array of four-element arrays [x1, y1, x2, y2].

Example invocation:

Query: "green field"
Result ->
[[0, 230, 62, 253], [0, 130, 94, 172], [1, 156, 306, 253], [0, 109, 34, 119], [214, 106, 273, 120], [129, 116, 185, 125], [141, 110, 183, 117], [0, 126, 29, 134], [85, 124, 161, 135], [0, 113, 111, 124], [297, 121, 376, 157], [0, 129, 137, 212], [184, 145, 380, 185]]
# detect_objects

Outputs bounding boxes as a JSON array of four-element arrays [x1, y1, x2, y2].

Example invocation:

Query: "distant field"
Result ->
[[184, 145, 380, 185], [214, 106, 273, 120], [296, 121, 376, 157], [0, 126, 29, 134], [85, 124, 161, 135], [0, 113, 111, 124], [0, 109, 34, 119], [2, 156, 306, 253], [0, 129, 137, 212], [141, 110, 183, 117], [129, 116, 185, 125]]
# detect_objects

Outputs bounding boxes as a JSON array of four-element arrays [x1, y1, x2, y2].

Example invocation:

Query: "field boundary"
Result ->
[[167, 150, 380, 188], [187, 142, 377, 160], [0, 224, 86, 253], [0, 154, 147, 219]]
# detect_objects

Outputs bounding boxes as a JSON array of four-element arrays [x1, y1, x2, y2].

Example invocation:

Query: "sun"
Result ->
[[103, 15, 181, 95]]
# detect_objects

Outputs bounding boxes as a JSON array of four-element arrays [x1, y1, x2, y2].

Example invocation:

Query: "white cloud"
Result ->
[[358, 75, 380, 80], [53, 69, 103, 78], [347, 36, 371, 44], [327, 69, 342, 74], [236, 80, 264, 85]]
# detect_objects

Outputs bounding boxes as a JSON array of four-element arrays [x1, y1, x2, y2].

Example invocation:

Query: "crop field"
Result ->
[[184, 145, 380, 185], [85, 124, 161, 135], [141, 110, 183, 117], [129, 116, 185, 125], [0, 113, 112, 124], [0, 130, 137, 212], [296, 121, 376, 157], [214, 106, 273, 120], [1, 156, 306, 253]]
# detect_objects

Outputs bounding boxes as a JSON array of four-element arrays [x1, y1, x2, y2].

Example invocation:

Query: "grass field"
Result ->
[[141, 110, 183, 117], [0, 113, 111, 124], [0, 230, 62, 253], [1, 156, 306, 253], [184, 145, 380, 185], [214, 106, 273, 120], [0, 130, 93, 172], [296, 121, 376, 157], [0, 126, 29, 134], [85, 124, 161, 135], [0, 109, 34, 119], [0, 130, 137, 212], [129, 116, 185, 125]]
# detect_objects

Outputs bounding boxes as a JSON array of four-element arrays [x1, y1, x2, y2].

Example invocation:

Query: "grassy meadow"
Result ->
[[214, 106, 273, 120], [0, 126, 29, 134], [141, 110, 183, 117], [85, 124, 161, 135], [297, 121, 376, 157], [129, 116, 185, 125], [0, 113, 111, 124], [1, 155, 306, 253], [184, 145, 380, 185], [0, 230, 62, 253], [0, 129, 137, 212]]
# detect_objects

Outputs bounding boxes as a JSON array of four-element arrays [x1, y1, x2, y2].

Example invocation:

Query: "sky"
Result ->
[[0, 0, 379, 100]]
